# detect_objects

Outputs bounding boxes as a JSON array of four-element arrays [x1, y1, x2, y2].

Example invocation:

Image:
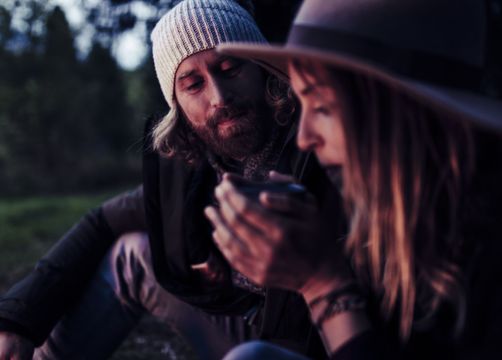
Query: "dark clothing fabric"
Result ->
[[142, 118, 335, 356], [0, 118, 337, 358], [331, 232, 502, 360], [0, 207, 119, 345], [33, 232, 259, 360]]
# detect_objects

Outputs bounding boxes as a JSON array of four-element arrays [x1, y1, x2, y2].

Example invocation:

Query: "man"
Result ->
[[0, 0, 337, 359]]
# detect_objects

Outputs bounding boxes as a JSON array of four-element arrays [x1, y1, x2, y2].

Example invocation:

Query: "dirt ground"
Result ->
[[111, 315, 197, 360]]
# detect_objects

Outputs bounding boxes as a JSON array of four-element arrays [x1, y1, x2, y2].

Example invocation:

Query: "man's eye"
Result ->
[[221, 61, 243, 76], [187, 80, 203, 92]]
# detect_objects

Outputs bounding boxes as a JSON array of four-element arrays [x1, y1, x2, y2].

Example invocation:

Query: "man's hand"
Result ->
[[0, 332, 35, 360], [205, 172, 341, 291]]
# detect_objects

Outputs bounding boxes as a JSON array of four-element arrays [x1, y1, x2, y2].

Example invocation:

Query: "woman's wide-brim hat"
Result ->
[[218, 0, 502, 132]]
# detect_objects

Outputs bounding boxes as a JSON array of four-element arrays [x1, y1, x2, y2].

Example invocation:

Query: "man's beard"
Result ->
[[192, 100, 273, 160]]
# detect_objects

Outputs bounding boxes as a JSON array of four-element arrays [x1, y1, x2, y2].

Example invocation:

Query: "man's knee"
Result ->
[[223, 341, 309, 360], [111, 232, 151, 267], [103, 232, 155, 307], [224, 341, 281, 360]]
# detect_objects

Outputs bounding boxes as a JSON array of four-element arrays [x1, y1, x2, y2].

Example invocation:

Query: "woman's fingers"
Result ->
[[204, 206, 248, 253], [260, 191, 317, 215], [215, 180, 284, 241], [268, 170, 295, 183], [206, 176, 326, 289], [205, 206, 264, 279]]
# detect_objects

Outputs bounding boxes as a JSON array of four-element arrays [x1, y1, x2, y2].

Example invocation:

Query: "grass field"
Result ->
[[0, 192, 194, 359]]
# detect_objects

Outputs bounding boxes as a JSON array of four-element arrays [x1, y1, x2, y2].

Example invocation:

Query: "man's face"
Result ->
[[174, 49, 272, 160]]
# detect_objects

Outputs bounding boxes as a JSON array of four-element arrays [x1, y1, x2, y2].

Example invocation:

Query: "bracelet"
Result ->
[[315, 296, 367, 329], [308, 282, 361, 309]]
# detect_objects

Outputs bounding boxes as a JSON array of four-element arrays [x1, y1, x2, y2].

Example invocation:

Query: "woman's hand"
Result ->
[[205, 172, 372, 354], [205, 172, 348, 291]]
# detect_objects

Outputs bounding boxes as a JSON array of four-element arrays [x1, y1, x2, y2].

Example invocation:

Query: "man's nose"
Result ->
[[208, 78, 234, 108], [297, 112, 320, 152]]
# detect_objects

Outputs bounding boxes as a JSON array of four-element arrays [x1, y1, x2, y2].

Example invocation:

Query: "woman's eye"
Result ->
[[314, 106, 330, 115]]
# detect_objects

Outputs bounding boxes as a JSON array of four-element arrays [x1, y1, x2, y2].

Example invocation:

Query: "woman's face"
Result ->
[[289, 62, 347, 167]]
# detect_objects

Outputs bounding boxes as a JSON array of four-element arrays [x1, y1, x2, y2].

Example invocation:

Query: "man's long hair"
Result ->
[[292, 59, 475, 340], [152, 73, 296, 164]]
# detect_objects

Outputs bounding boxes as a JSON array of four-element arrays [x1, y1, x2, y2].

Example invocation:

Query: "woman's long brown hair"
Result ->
[[292, 59, 475, 339]]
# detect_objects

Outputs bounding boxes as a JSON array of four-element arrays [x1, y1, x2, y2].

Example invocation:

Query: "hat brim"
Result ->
[[218, 42, 502, 133]]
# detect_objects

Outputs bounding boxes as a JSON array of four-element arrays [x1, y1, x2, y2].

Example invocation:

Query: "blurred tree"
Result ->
[[81, 0, 301, 59], [0, 4, 141, 195], [39, 6, 81, 177], [0, 1, 49, 194], [125, 56, 167, 122], [0, 5, 12, 49], [83, 43, 133, 155]]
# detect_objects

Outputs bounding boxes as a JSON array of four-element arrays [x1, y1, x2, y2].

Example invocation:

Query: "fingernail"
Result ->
[[204, 207, 214, 219], [215, 186, 223, 198], [223, 179, 235, 190]]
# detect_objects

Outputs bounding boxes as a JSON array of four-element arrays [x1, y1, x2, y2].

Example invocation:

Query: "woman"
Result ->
[[207, 0, 502, 358]]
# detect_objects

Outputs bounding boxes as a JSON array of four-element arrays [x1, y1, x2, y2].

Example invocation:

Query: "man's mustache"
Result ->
[[207, 103, 253, 129]]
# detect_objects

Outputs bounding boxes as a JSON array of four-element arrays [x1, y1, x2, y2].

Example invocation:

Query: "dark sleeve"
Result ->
[[0, 187, 146, 346], [102, 185, 146, 236], [331, 331, 387, 360]]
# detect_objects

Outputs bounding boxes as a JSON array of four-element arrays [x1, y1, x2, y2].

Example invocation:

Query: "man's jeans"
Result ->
[[33, 232, 258, 360], [223, 341, 310, 360]]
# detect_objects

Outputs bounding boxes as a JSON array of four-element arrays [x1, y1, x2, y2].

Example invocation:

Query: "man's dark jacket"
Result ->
[[0, 119, 342, 357]]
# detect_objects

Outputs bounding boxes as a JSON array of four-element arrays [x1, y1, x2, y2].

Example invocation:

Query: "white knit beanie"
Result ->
[[151, 0, 267, 111]]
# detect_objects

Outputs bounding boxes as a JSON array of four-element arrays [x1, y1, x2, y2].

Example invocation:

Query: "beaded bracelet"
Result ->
[[314, 295, 367, 329], [308, 282, 361, 309]]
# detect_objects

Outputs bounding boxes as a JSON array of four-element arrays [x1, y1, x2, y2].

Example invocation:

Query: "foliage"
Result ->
[[83, 0, 301, 47], [0, 4, 153, 196]]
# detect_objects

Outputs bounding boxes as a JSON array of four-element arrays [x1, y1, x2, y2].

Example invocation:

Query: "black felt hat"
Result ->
[[219, 0, 502, 131]]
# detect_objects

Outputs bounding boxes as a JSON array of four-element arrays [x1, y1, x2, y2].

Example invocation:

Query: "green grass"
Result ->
[[0, 192, 113, 291]]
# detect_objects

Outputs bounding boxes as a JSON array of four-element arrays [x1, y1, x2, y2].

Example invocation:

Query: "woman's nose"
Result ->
[[297, 111, 320, 152]]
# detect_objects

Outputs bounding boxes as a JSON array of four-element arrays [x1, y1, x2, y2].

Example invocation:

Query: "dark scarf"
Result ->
[[207, 124, 289, 182]]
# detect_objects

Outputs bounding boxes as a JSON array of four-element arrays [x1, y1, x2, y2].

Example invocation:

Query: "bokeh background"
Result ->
[[0, 0, 501, 358]]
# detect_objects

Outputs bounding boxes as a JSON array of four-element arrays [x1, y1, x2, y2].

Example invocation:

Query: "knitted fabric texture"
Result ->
[[151, 0, 267, 110]]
